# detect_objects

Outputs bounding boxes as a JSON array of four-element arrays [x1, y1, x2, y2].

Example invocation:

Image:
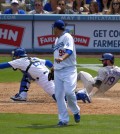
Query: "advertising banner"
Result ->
[[34, 21, 120, 52], [0, 15, 120, 52], [0, 21, 32, 49]]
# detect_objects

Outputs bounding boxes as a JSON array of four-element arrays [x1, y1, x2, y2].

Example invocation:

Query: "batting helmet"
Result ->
[[12, 48, 27, 59], [100, 53, 114, 63]]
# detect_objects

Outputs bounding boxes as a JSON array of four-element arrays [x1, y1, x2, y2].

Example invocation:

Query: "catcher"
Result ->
[[0, 47, 90, 103]]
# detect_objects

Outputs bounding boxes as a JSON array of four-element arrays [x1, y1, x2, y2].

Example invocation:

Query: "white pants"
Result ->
[[78, 71, 95, 94], [36, 72, 55, 96], [54, 66, 80, 123]]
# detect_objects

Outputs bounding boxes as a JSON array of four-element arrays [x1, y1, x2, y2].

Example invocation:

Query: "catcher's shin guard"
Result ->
[[19, 74, 31, 93]]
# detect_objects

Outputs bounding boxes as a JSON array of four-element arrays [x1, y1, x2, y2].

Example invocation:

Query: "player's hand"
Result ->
[[55, 58, 63, 63]]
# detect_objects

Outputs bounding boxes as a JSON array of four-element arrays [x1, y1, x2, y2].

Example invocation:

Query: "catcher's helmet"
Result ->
[[100, 53, 114, 63], [12, 48, 27, 59]]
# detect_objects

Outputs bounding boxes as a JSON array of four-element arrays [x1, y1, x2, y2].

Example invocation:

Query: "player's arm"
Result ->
[[93, 80, 102, 88], [45, 59, 54, 72], [62, 49, 72, 60], [45, 60, 53, 68], [0, 62, 12, 69], [92, 68, 103, 88], [55, 49, 72, 63]]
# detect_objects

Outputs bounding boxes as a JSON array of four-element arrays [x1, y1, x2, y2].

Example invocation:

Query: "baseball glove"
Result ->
[[48, 70, 54, 81]]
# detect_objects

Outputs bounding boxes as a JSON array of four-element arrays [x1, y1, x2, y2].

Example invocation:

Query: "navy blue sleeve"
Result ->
[[0, 62, 12, 69], [66, 49, 73, 55], [45, 60, 53, 68]]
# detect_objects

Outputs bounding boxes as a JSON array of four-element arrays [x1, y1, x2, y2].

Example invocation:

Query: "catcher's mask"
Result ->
[[12, 47, 27, 60], [99, 53, 114, 66]]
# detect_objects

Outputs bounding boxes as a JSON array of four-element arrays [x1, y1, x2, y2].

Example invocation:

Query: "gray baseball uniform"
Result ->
[[77, 65, 120, 96]]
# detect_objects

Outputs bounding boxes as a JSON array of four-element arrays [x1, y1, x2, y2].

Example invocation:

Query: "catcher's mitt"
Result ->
[[48, 71, 54, 81]]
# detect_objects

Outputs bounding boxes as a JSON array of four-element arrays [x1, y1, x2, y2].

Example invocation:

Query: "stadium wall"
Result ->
[[0, 14, 120, 53]]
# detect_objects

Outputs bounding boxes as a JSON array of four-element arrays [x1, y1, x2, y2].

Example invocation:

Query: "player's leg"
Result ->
[[75, 71, 94, 103], [54, 70, 69, 124], [10, 74, 31, 101], [35, 72, 56, 101], [64, 67, 80, 123], [77, 71, 95, 94]]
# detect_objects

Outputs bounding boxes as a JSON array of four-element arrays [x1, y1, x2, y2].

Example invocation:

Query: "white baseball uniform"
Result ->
[[77, 65, 120, 96], [8, 57, 55, 96], [53, 32, 80, 123]]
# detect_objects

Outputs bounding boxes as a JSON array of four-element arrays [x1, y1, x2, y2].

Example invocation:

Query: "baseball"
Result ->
[[80, 7, 84, 12]]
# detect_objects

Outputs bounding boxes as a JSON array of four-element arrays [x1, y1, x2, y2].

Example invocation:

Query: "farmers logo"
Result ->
[[38, 35, 56, 46], [0, 24, 24, 47], [38, 35, 90, 47], [37, 24, 90, 46]]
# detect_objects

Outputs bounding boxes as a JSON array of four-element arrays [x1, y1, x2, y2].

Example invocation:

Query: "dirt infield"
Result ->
[[0, 82, 120, 115]]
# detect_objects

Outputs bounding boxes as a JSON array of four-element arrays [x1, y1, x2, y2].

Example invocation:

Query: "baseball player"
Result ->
[[76, 53, 120, 101], [0, 48, 56, 101], [0, 47, 90, 103], [51, 19, 80, 126]]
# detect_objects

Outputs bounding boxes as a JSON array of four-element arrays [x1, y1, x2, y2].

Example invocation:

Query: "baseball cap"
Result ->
[[53, 20, 65, 30], [11, 0, 19, 4]]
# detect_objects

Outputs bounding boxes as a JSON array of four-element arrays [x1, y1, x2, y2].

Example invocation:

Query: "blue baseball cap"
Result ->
[[53, 20, 65, 30]]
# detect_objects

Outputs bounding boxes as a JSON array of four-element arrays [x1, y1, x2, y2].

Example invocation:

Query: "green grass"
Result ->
[[77, 57, 99, 64], [0, 68, 22, 82], [0, 55, 120, 82], [0, 113, 120, 134]]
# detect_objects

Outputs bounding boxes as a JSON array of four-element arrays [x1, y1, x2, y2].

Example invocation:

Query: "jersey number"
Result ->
[[33, 62, 41, 67], [59, 49, 65, 56], [104, 76, 115, 85]]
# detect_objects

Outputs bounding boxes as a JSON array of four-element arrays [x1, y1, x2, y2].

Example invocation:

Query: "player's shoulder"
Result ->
[[98, 67, 106, 73], [114, 66, 120, 71], [64, 32, 72, 37], [114, 65, 120, 69], [99, 66, 120, 72], [8, 57, 28, 64], [31, 57, 39, 60], [31, 57, 45, 62], [63, 32, 73, 40]]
